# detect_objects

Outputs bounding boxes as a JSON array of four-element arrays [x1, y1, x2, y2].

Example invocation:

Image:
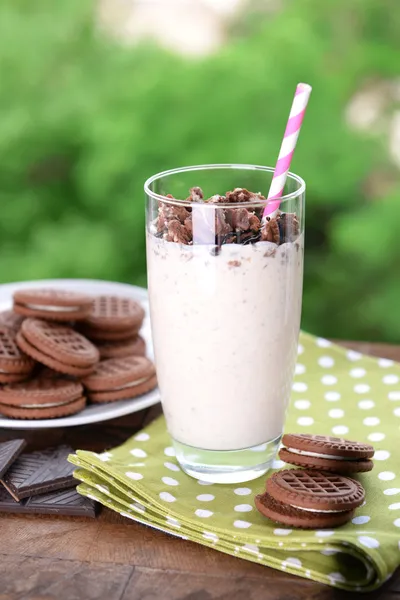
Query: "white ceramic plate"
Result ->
[[0, 279, 159, 430]]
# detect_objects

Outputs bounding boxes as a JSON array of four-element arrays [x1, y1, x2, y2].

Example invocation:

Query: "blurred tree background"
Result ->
[[1, 0, 399, 342]]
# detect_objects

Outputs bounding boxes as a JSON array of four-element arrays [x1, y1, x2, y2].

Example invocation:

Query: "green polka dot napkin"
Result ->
[[69, 332, 400, 592]]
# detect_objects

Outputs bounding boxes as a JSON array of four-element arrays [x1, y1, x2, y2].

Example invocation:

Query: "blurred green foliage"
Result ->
[[1, 0, 399, 342]]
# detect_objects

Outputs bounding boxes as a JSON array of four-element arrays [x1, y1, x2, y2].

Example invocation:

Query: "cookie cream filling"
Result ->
[[286, 448, 356, 461], [289, 504, 346, 514], [110, 376, 152, 391], [24, 304, 81, 312], [19, 401, 76, 408]]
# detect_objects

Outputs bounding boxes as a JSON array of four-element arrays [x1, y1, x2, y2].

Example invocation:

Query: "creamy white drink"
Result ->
[[147, 234, 303, 451]]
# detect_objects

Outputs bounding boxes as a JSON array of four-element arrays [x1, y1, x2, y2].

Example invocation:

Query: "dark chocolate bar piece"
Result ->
[[0, 439, 26, 479], [1, 445, 76, 501], [0, 485, 96, 517]]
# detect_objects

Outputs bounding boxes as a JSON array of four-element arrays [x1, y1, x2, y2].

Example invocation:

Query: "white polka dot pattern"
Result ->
[[354, 384, 370, 394], [159, 492, 176, 502], [161, 476, 179, 486], [319, 356, 335, 368], [350, 368, 366, 378], [130, 448, 147, 458], [328, 408, 344, 419], [292, 382, 308, 392], [378, 472, 396, 481], [196, 494, 215, 502], [325, 391, 341, 401], [332, 425, 349, 435], [368, 432, 385, 442], [383, 375, 399, 385], [164, 462, 180, 472], [297, 416, 314, 426], [134, 433, 150, 441], [125, 472, 143, 481], [358, 400, 375, 410], [352, 516, 370, 525], [358, 536, 380, 549], [234, 488, 251, 496], [233, 520, 252, 529], [195, 509, 213, 518], [374, 451, 390, 461], [316, 338, 332, 348], [321, 375, 338, 386], [234, 504, 253, 513], [294, 399, 311, 410]]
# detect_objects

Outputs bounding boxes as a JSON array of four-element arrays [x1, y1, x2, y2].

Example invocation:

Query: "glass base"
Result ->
[[173, 435, 281, 484]]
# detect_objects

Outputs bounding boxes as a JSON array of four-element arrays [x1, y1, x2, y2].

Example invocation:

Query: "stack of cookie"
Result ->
[[255, 434, 375, 529], [0, 288, 157, 420]]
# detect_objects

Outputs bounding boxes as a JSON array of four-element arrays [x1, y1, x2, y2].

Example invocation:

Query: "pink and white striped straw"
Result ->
[[263, 82, 312, 217]]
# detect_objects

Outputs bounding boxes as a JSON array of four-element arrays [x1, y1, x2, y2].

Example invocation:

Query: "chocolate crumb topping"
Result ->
[[188, 187, 204, 202], [166, 220, 191, 244], [152, 186, 300, 247], [260, 218, 280, 244]]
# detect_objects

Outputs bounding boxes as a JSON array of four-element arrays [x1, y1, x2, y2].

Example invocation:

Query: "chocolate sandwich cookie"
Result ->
[[0, 377, 86, 420], [0, 327, 35, 383], [82, 355, 157, 403], [13, 288, 93, 321], [0, 310, 24, 332], [279, 433, 375, 473], [16, 318, 99, 377], [96, 335, 146, 359], [80, 295, 145, 342], [0, 398, 86, 420], [255, 469, 365, 529]]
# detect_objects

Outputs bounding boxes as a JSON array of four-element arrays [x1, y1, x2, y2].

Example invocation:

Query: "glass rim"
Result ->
[[144, 163, 305, 208]]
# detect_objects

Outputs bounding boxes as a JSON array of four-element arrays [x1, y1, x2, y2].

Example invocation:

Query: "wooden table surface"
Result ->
[[1, 339, 399, 600]]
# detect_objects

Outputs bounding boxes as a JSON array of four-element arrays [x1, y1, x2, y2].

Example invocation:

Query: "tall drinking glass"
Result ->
[[145, 164, 305, 483]]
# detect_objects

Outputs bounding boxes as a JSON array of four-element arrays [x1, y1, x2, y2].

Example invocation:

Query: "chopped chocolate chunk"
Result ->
[[248, 214, 261, 232], [188, 187, 204, 202], [207, 194, 226, 204], [157, 212, 167, 232], [215, 209, 231, 235], [232, 208, 250, 231], [225, 188, 266, 203], [166, 220, 191, 244], [156, 200, 192, 237], [184, 215, 192, 234], [261, 218, 280, 244], [159, 203, 190, 225]]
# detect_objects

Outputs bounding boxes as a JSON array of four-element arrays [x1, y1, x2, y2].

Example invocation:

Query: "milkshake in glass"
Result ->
[[145, 165, 305, 483]]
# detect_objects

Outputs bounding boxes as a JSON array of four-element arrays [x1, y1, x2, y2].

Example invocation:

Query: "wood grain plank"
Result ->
[[120, 566, 399, 600], [0, 554, 133, 600]]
